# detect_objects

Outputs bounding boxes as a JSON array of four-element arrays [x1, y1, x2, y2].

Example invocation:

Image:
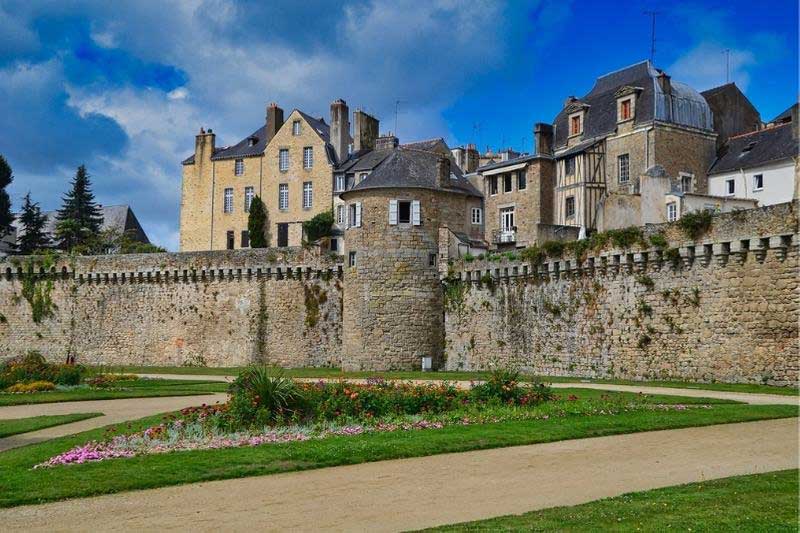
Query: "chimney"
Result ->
[[265, 103, 284, 144], [465, 144, 479, 173], [436, 156, 450, 188], [330, 99, 350, 163], [353, 110, 379, 152], [657, 72, 672, 95], [194, 127, 216, 163], [792, 104, 798, 140], [375, 134, 399, 151], [533, 123, 553, 156]]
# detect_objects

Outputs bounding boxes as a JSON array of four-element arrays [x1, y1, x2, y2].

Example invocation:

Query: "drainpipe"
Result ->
[[210, 161, 216, 250]]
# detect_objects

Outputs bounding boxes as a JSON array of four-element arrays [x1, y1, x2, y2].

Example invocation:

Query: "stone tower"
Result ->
[[340, 147, 483, 370]]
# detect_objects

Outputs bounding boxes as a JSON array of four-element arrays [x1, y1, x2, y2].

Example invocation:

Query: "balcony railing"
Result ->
[[492, 229, 517, 244]]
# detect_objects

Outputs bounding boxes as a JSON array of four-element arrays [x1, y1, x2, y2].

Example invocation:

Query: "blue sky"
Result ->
[[0, 0, 796, 250]]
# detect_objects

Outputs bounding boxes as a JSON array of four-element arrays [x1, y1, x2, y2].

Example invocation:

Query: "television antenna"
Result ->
[[723, 49, 731, 83], [643, 11, 659, 62]]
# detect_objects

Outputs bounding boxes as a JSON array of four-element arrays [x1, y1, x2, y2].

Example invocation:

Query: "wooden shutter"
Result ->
[[412, 200, 421, 226], [388, 200, 398, 225], [355, 202, 362, 227]]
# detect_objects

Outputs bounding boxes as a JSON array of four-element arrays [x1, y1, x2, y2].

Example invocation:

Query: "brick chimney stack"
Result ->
[[265, 103, 284, 145], [353, 110, 379, 152], [533, 123, 553, 156], [194, 127, 216, 163], [375, 134, 399, 151], [436, 156, 450, 188], [791, 104, 798, 140], [657, 72, 672, 95], [330, 99, 351, 163]]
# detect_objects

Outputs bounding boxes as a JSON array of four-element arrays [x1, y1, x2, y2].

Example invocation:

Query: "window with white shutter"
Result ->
[[412, 200, 421, 226], [355, 202, 362, 227], [389, 200, 398, 225]]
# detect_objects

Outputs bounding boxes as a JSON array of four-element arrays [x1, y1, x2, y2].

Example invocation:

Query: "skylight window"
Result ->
[[741, 141, 757, 154]]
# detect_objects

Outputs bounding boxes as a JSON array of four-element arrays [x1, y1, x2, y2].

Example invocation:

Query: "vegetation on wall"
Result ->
[[443, 276, 468, 314], [677, 210, 713, 240], [303, 283, 327, 329], [16, 253, 59, 323]]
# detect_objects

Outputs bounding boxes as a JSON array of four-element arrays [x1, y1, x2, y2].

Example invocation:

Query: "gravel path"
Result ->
[[136, 373, 799, 405], [0, 394, 226, 452], [1, 417, 796, 532]]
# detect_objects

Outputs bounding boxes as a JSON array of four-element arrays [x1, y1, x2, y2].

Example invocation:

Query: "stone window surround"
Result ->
[[618, 153, 630, 183], [279, 148, 290, 171], [303, 146, 314, 169], [234, 158, 245, 176], [292, 120, 301, 136], [617, 97, 635, 123], [303, 181, 313, 209], [278, 183, 289, 211], [568, 111, 584, 137], [471, 207, 483, 225], [680, 172, 694, 193], [223, 187, 234, 214]]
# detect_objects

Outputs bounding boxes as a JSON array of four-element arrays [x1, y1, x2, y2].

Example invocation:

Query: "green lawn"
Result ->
[[0, 380, 226, 406], [0, 390, 794, 508], [114, 365, 799, 396], [423, 469, 799, 532], [0, 413, 103, 438]]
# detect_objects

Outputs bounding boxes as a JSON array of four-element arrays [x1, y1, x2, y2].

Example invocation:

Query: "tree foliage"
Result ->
[[302, 209, 334, 244], [247, 196, 268, 248], [17, 193, 49, 254], [0, 155, 15, 236], [55, 165, 103, 252]]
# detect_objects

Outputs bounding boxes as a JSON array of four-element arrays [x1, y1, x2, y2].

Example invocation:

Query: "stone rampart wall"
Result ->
[[0, 248, 343, 367], [443, 203, 799, 385]]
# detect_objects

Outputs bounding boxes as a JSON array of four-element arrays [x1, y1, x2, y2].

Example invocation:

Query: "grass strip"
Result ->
[[114, 365, 799, 396], [0, 402, 794, 508], [0, 413, 103, 438], [421, 469, 799, 532], [0, 381, 226, 406]]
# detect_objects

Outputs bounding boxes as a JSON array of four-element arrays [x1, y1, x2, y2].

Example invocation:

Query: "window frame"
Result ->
[[617, 154, 630, 183], [335, 174, 345, 192], [348, 251, 357, 267], [244, 186, 254, 212], [619, 98, 632, 121], [241, 230, 250, 248], [565, 196, 576, 218], [223, 187, 234, 214], [292, 120, 301, 136], [517, 171, 527, 191], [234, 159, 244, 176], [302, 181, 313, 209], [336, 204, 346, 225], [666, 202, 678, 222], [303, 146, 313, 169], [568, 113, 583, 136], [279, 148, 289, 171], [752, 174, 764, 191], [489, 176, 498, 196], [503, 173, 513, 193], [226, 230, 234, 250], [565, 157, 575, 176], [397, 200, 412, 224], [725, 179, 735, 196], [680, 173, 693, 193], [471, 207, 482, 225], [278, 183, 289, 210]]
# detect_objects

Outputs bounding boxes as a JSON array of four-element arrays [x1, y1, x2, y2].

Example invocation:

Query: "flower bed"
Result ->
[[1, 351, 83, 391]]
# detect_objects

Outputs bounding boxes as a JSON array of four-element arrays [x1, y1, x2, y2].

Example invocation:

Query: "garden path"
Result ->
[[1, 417, 796, 531], [0, 393, 226, 452], [136, 373, 800, 405]]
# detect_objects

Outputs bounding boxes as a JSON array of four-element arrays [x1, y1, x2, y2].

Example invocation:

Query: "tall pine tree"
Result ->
[[17, 192, 49, 254], [55, 165, 103, 251], [247, 195, 268, 248], [0, 155, 15, 237]]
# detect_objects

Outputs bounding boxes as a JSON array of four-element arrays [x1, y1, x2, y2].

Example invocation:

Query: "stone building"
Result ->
[[340, 146, 482, 370], [180, 100, 349, 251], [701, 82, 762, 149], [551, 60, 717, 231]]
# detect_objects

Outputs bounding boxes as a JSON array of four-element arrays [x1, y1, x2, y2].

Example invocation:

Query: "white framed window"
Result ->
[[278, 183, 289, 210], [618, 154, 630, 183], [303, 147, 313, 169], [753, 174, 764, 191], [667, 202, 678, 222], [279, 149, 289, 171], [303, 182, 313, 208], [337, 205, 345, 225], [292, 120, 301, 136], [680, 173, 693, 193], [348, 251, 356, 267], [234, 159, 244, 176], [569, 112, 583, 136], [223, 188, 233, 214], [335, 175, 345, 192], [565, 196, 575, 218], [471, 207, 482, 225], [244, 186, 254, 212], [348, 203, 362, 227], [726, 179, 735, 196]]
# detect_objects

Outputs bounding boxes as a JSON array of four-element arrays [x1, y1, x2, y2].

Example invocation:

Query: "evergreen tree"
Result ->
[[17, 192, 49, 254], [0, 155, 15, 236], [55, 165, 103, 251], [247, 196, 268, 248]]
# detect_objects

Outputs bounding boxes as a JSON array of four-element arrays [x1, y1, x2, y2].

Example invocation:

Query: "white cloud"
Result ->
[[669, 42, 755, 91]]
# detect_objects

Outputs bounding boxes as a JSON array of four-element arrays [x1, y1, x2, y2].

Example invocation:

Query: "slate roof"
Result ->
[[708, 123, 798, 174], [15, 205, 150, 244], [770, 103, 797, 124], [553, 60, 713, 151], [182, 109, 336, 165], [342, 147, 481, 198]]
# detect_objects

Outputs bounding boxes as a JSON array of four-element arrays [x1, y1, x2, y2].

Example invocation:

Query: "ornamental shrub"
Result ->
[[226, 366, 305, 427], [0, 350, 85, 388], [6, 380, 55, 393]]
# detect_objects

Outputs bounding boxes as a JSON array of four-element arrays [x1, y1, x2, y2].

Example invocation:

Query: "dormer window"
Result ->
[[619, 99, 632, 121], [570, 114, 582, 136]]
